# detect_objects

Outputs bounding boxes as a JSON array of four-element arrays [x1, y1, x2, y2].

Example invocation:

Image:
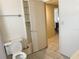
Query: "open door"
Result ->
[[29, 0, 47, 52]]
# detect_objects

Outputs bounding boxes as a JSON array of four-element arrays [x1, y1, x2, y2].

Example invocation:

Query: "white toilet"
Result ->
[[4, 39, 27, 59]]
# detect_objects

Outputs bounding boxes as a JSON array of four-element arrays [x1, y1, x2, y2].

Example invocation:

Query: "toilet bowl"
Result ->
[[13, 52, 26, 59], [4, 39, 27, 59]]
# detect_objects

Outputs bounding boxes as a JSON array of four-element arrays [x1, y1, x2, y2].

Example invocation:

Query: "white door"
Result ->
[[29, 0, 47, 52], [0, 0, 27, 43], [59, 0, 79, 57]]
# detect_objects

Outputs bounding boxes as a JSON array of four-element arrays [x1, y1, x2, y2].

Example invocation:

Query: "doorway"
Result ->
[[44, 1, 65, 59], [45, 3, 59, 51], [27, 3, 64, 59], [26, 0, 69, 59]]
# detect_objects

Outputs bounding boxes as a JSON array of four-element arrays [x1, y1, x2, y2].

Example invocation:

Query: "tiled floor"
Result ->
[[27, 34, 65, 59]]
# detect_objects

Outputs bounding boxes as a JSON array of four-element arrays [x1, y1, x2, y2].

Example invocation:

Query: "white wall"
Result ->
[[59, 0, 79, 57], [0, 18, 27, 43], [0, 34, 6, 59], [54, 8, 59, 23], [0, 0, 27, 43]]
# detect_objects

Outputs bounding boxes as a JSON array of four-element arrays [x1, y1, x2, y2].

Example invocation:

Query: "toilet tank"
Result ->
[[4, 42, 12, 55], [4, 41, 22, 55]]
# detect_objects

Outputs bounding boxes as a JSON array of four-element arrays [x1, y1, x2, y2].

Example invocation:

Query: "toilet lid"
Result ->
[[13, 52, 27, 59]]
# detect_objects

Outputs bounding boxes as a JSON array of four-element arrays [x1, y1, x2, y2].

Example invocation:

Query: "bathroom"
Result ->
[[0, 0, 47, 59], [1, 0, 79, 59]]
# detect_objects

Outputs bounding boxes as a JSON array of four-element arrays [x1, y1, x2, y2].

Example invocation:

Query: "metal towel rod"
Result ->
[[0, 14, 22, 17]]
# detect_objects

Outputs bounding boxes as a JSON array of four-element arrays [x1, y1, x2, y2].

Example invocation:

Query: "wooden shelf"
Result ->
[[24, 0, 28, 2], [25, 14, 29, 15], [25, 20, 30, 23]]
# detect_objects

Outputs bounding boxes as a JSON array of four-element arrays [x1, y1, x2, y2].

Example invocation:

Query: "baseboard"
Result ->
[[60, 53, 70, 59]]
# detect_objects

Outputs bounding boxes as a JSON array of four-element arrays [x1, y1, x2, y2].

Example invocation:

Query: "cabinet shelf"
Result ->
[[25, 14, 29, 15], [24, 0, 28, 2], [25, 20, 30, 23]]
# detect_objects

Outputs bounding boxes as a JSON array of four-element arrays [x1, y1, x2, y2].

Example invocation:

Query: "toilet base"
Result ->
[[13, 52, 27, 59]]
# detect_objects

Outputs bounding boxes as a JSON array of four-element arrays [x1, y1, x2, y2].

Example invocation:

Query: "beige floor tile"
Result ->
[[27, 34, 65, 59]]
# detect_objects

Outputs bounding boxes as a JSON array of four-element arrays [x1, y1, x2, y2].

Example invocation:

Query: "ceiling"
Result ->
[[45, 0, 58, 6]]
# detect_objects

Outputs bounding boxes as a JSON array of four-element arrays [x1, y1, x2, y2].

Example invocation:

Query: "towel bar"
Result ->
[[0, 15, 22, 17]]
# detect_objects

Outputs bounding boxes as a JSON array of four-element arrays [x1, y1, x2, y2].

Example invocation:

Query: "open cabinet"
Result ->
[[23, 0, 33, 54], [23, 0, 47, 53]]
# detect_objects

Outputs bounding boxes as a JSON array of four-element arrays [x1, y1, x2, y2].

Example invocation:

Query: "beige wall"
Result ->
[[46, 4, 57, 39]]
